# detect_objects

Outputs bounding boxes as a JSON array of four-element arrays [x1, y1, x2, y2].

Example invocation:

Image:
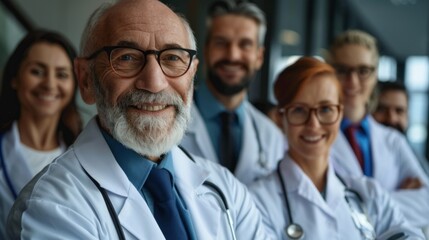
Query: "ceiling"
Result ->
[[349, 0, 428, 60]]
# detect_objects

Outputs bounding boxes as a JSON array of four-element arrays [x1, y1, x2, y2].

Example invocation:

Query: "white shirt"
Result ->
[[0, 122, 65, 239], [21, 144, 62, 175]]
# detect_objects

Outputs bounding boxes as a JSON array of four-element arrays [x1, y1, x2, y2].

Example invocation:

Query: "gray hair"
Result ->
[[178, 13, 197, 50], [79, 2, 197, 57], [79, 3, 113, 57], [206, 0, 267, 46]]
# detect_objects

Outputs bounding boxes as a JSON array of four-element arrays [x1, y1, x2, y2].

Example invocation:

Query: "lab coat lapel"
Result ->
[[331, 132, 364, 176], [118, 185, 165, 239], [324, 162, 347, 213], [234, 106, 259, 180], [281, 156, 337, 219], [171, 147, 223, 239], [75, 119, 164, 238], [183, 103, 218, 162], [368, 117, 384, 180], [3, 122, 33, 193], [75, 119, 129, 197]]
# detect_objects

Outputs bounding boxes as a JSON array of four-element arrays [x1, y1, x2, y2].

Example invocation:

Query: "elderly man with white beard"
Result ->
[[6, 1, 270, 239]]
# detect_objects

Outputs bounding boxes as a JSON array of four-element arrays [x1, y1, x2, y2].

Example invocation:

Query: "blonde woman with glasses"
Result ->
[[327, 30, 429, 233]]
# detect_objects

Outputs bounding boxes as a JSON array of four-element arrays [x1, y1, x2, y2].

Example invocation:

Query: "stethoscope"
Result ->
[[249, 110, 269, 169], [0, 134, 18, 199], [276, 161, 377, 240], [84, 146, 237, 240]]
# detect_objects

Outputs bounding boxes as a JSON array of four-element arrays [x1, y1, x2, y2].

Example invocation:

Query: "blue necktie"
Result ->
[[144, 168, 189, 239]]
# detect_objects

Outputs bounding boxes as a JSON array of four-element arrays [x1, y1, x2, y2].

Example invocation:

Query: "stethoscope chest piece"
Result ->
[[285, 223, 304, 240]]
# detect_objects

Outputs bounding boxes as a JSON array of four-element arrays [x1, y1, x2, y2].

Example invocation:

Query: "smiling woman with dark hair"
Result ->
[[0, 29, 82, 238]]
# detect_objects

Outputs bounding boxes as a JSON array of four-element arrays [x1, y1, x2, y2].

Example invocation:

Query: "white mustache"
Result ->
[[118, 90, 183, 111]]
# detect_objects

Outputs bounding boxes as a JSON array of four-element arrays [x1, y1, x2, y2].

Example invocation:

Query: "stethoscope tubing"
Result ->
[[277, 161, 304, 240], [180, 146, 237, 240], [201, 180, 237, 240], [277, 161, 293, 225], [85, 146, 236, 240], [249, 109, 268, 169], [85, 169, 126, 240]]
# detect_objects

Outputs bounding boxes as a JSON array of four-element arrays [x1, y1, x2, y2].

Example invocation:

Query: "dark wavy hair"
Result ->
[[0, 29, 82, 146]]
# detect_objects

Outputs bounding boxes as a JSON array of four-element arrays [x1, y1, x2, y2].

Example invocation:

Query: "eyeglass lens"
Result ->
[[335, 65, 375, 80], [286, 105, 340, 125], [110, 48, 193, 78]]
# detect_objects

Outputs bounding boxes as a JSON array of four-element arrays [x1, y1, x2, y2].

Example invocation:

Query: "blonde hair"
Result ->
[[327, 30, 379, 64]]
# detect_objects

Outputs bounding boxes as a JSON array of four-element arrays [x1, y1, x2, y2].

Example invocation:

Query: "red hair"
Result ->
[[274, 57, 342, 108]]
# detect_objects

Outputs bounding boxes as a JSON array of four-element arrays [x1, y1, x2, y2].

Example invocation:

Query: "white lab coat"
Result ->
[[331, 116, 429, 228], [181, 101, 285, 185], [249, 154, 425, 240], [7, 118, 271, 240], [0, 122, 65, 239]]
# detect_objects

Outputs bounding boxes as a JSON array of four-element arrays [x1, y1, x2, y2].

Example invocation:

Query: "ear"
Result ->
[[74, 58, 96, 104], [190, 57, 199, 76], [255, 46, 265, 70]]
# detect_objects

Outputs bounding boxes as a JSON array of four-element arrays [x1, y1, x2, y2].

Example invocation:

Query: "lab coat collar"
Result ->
[[74, 122, 148, 237], [75, 118, 218, 239], [2, 122, 32, 193], [331, 115, 380, 177], [184, 102, 218, 162], [171, 147, 224, 239], [324, 160, 347, 212], [74, 118, 131, 197], [279, 154, 346, 218]]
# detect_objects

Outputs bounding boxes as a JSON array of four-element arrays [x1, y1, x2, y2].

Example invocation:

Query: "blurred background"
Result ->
[[1, 0, 428, 159]]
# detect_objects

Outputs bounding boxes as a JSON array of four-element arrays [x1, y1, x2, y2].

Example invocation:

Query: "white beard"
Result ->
[[94, 78, 192, 158]]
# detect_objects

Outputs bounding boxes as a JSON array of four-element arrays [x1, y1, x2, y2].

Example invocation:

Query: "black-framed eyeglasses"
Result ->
[[333, 64, 376, 81], [86, 46, 197, 78], [279, 104, 342, 125]]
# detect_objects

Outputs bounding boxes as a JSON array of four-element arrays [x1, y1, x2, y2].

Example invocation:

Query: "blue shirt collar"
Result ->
[[340, 115, 370, 135], [100, 129, 175, 191], [195, 83, 245, 125]]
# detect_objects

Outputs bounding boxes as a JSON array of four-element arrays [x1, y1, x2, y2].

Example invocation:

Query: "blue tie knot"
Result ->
[[145, 168, 174, 202], [143, 167, 190, 239]]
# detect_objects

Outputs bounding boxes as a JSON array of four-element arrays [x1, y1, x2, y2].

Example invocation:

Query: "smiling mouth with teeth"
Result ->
[[134, 104, 168, 111], [302, 135, 323, 142]]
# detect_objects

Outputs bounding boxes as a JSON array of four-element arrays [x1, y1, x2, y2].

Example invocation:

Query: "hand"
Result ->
[[399, 177, 423, 189]]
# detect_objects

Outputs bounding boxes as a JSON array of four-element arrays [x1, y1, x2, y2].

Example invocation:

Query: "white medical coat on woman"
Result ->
[[0, 122, 65, 239], [181, 101, 285, 185], [7, 118, 270, 240], [331, 116, 429, 228], [249, 154, 424, 240]]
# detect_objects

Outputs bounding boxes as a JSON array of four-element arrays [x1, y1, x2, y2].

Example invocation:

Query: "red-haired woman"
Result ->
[[249, 57, 423, 239]]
